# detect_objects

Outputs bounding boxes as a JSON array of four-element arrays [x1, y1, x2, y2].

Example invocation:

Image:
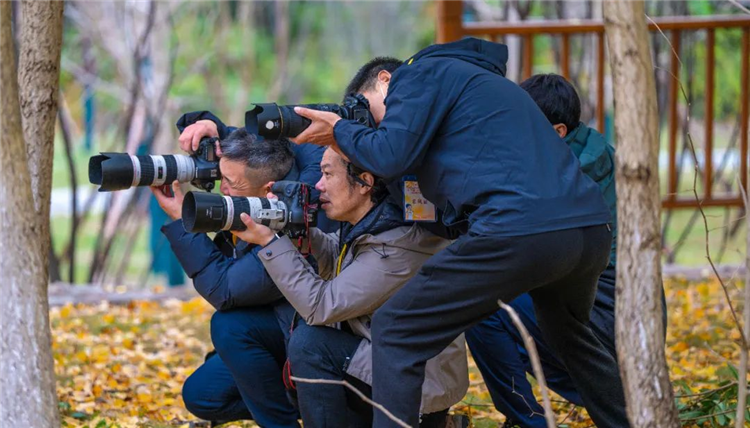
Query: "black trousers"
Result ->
[[371, 224, 629, 428]]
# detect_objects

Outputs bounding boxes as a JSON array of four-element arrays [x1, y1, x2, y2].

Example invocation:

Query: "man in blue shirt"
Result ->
[[290, 40, 629, 428], [152, 126, 331, 427]]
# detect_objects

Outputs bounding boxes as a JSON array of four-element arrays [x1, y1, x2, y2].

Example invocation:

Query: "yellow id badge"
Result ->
[[403, 176, 436, 222]]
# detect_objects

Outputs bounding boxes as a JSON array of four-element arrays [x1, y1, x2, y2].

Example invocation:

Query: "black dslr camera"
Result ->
[[182, 181, 317, 238], [89, 137, 221, 192], [245, 93, 376, 139]]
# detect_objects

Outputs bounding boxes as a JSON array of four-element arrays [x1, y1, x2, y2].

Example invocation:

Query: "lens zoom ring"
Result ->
[[230, 198, 251, 231], [162, 155, 178, 184], [138, 155, 155, 185]]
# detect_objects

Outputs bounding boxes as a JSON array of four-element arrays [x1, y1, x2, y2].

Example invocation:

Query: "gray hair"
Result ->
[[220, 128, 294, 183]]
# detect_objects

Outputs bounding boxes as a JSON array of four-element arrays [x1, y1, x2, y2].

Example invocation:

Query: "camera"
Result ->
[[245, 93, 376, 140], [88, 137, 221, 192], [182, 181, 317, 238]]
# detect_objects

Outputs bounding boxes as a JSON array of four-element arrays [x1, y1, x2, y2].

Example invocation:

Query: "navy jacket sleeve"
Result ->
[[175, 111, 236, 139], [291, 143, 325, 189], [334, 62, 451, 180], [161, 219, 283, 311]]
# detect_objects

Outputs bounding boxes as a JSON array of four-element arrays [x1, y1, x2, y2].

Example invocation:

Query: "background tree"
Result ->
[[0, 1, 65, 426], [603, 0, 681, 426]]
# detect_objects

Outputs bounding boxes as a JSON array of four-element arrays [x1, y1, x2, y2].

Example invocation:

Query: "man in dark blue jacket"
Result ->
[[466, 74, 619, 428], [151, 127, 326, 427], [290, 40, 629, 428]]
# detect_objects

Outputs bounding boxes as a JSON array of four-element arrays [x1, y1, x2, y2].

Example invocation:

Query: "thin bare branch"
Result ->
[[289, 376, 410, 428], [499, 300, 556, 428]]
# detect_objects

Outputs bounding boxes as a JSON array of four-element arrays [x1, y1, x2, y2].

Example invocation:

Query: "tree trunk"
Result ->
[[603, 1, 681, 427], [0, 1, 63, 426], [18, 0, 65, 268]]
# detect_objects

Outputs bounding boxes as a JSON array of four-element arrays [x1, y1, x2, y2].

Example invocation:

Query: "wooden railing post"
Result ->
[[667, 30, 682, 202], [436, 0, 463, 44], [705, 28, 715, 199]]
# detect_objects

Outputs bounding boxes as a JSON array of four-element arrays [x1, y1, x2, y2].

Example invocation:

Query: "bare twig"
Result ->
[[57, 96, 77, 284], [648, 16, 747, 348], [675, 381, 737, 398], [679, 406, 744, 423], [289, 376, 410, 428], [499, 300, 556, 428], [728, 0, 750, 16], [737, 178, 749, 428]]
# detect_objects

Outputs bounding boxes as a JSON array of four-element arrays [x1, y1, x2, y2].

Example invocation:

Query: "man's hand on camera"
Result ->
[[290, 107, 341, 148], [179, 120, 219, 154], [232, 213, 276, 247], [150, 180, 184, 221]]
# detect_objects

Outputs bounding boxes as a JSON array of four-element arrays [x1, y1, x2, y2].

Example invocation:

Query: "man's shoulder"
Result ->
[[358, 224, 449, 256]]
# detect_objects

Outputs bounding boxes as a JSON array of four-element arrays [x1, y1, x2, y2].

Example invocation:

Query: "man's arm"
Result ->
[[259, 235, 419, 325], [308, 228, 340, 280], [176, 111, 235, 139], [161, 220, 283, 311]]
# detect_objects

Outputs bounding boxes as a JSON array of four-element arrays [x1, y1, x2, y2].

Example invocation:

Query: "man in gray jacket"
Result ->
[[233, 148, 468, 428]]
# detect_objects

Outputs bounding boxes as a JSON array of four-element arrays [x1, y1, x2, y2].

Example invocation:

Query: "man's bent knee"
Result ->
[[182, 370, 221, 420]]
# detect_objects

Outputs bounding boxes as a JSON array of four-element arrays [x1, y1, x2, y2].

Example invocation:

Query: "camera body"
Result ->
[[191, 138, 221, 191], [182, 181, 317, 238], [88, 137, 221, 192], [245, 93, 376, 140]]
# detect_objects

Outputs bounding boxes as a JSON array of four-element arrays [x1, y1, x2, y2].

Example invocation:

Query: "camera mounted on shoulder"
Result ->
[[244, 93, 376, 139]]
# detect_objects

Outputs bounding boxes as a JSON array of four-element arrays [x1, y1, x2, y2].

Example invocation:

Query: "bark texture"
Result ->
[[0, 1, 64, 426], [603, 1, 681, 426]]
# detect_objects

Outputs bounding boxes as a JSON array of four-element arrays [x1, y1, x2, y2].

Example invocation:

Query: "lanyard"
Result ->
[[335, 243, 348, 277]]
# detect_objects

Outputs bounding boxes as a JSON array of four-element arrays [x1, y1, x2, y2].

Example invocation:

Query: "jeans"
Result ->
[[370, 225, 629, 428], [182, 307, 299, 427]]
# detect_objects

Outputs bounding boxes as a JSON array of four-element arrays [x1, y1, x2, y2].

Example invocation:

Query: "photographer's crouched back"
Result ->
[[151, 128, 304, 427], [233, 148, 469, 427]]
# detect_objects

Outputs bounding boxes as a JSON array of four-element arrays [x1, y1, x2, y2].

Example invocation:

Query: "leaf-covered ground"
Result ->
[[52, 277, 748, 428]]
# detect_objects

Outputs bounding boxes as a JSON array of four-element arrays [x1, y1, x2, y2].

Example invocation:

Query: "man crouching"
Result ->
[[233, 147, 468, 428]]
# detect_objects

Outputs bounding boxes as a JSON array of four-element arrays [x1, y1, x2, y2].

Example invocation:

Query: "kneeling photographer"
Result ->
[[151, 128, 304, 427], [232, 148, 468, 428]]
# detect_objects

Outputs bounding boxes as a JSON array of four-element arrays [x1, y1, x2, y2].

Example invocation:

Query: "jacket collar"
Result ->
[[339, 198, 406, 249]]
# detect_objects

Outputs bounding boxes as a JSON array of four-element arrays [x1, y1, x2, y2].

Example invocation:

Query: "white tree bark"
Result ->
[[0, 1, 64, 426], [603, 1, 681, 427]]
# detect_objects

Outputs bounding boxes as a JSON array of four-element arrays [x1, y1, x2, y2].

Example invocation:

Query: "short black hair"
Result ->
[[220, 128, 294, 183], [330, 149, 388, 203], [345, 57, 403, 96], [520, 74, 581, 132]]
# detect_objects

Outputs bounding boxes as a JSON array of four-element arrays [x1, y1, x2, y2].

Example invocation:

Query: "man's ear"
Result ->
[[358, 173, 375, 196], [377, 70, 391, 85], [262, 181, 275, 194], [553, 123, 568, 138]]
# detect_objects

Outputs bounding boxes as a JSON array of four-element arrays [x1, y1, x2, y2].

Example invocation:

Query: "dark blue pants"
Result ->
[[466, 266, 667, 427], [465, 273, 613, 427], [182, 307, 299, 427], [371, 225, 630, 428], [287, 323, 372, 428]]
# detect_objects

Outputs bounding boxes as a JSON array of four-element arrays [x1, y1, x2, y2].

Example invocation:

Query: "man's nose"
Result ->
[[315, 177, 324, 192]]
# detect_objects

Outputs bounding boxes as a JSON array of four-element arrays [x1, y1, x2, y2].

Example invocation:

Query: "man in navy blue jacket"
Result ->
[[151, 127, 329, 427], [290, 40, 629, 428]]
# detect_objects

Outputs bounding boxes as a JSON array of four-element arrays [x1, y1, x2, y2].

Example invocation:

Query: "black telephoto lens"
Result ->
[[89, 153, 137, 192], [183, 191, 228, 233]]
